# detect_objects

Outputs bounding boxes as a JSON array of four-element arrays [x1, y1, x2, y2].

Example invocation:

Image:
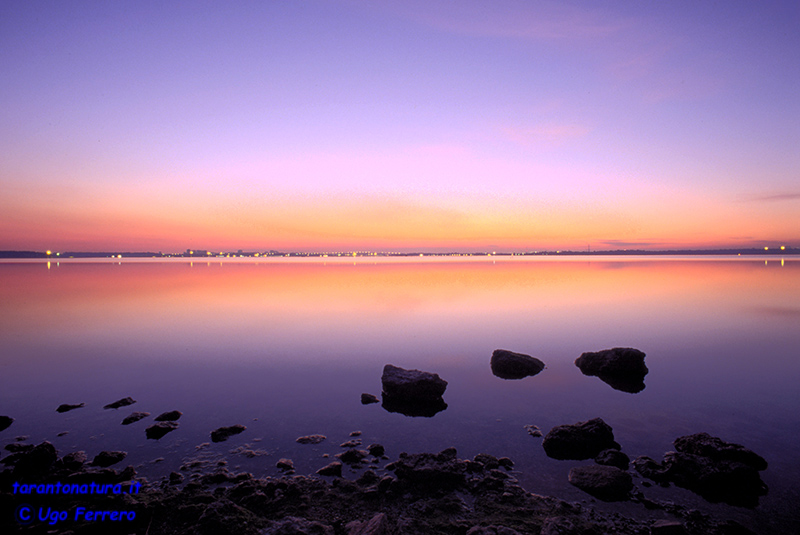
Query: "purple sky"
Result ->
[[1, 1, 798, 252]]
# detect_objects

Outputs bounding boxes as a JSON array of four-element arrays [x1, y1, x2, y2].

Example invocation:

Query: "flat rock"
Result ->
[[575, 347, 648, 393], [56, 403, 85, 413], [381, 364, 447, 400], [92, 450, 127, 467], [674, 432, 767, 470], [276, 458, 294, 471], [595, 449, 630, 470], [336, 448, 368, 465], [490, 349, 545, 379], [568, 464, 633, 501], [317, 461, 343, 477], [0, 416, 13, 432], [103, 397, 136, 409], [361, 393, 380, 404], [387, 447, 467, 490], [542, 418, 620, 460], [296, 434, 326, 444], [122, 411, 150, 425], [211, 424, 246, 443], [146, 421, 179, 440], [155, 410, 183, 422]]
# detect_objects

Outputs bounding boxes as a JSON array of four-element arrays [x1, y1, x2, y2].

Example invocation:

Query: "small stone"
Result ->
[[317, 461, 343, 477], [361, 393, 380, 404], [154, 410, 183, 422], [596, 449, 630, 470], [0, 416, 13, 432], [296, 434, 326, 444], [56, 403, 85, 413], [490, 349, 545, 379], [524, 424, 543, 437], [146, 421, 179, 440], [122, 412, 150, 425], [103, 397, 136, 410], [340, 439, 362, 448], [210, 424, 246, 443], [367, 443, 385, 457], [350, 430, 362, 436], [276, 458, 294, 470], [92, 451, 127, 467], [568, 464, 633, 501]]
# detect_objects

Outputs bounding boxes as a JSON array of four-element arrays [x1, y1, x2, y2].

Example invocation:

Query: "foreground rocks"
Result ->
[[542, 418, 621, 460], [490, 349, 545, 379], [0, 441, 757, 535], [575, 347, 648, 393], [568, 464, 633, 501], [381, 364, 448, 417], [634, 433, 768, 507], [146, 421, 179, 440]]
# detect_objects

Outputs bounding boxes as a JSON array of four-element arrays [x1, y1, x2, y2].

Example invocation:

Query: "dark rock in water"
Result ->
[[263, 516, 335, 535], [387, 447, 467, 490], [62, 451, 87, 471], [0, 415, 13, 432], [92, 450, 127, 467], [361, 393, 380, 404], [12, 441, 57, 478], [674, 432, 768, 471], [146, 421, 179, 440], [276, 458, 294, 471], [5, 443, 34, 453], [296, 434, 326, 444], [575, 347, 648, 393], [57, 431, 68, 437], [340, 438, 362, 448], [569, 465, 633, 501], [633, 433, 769, 507], [524, 424, 542, 437], [122, 411, 150, 425], [367, 443, 385, 457], [491, 349, 545, 379], [381, 364, 447, 400], [211, 424, 246, 443], [381, 395, 448, 417], [595, 448, 630, 470], [155, 410, 183, 422], [542, 418, 620, 460], [317, 461, 343, 477], [56, 403, 85, 413], [336, 448, 368, 465], [103, 396, 136, 409]]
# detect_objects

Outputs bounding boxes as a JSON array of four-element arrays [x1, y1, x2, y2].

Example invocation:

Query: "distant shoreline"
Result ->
[[1, 247, 798, 259]]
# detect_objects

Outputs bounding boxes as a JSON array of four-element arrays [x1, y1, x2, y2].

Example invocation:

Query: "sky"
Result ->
[[1, 0, 798, 252]]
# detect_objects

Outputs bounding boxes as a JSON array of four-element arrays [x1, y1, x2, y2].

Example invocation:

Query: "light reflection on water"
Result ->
[[1, 257, 799, 533]]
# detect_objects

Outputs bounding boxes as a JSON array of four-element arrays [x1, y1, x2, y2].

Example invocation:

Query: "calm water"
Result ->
[[1, 257, 799, 533]]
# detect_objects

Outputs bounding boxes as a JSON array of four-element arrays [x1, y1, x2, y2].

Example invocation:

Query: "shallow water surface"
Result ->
[[1, 256, 799, 532]]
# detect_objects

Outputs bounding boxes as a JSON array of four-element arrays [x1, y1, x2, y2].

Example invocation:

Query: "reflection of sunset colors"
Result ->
[[1, 2, 798, 252], [2, 258, 797, 366]]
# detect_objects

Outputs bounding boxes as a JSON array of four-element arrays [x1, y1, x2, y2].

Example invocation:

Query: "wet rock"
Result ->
[[92, 450, 127, 467], [568, 464, 633, 501], [56, 431, 68, 437], [12, 441, 57, 478], [264, 516, 335, 535], [634, 434, 768, 507], [62, 451, 87, 471], [146, 421, 179, 440], [317, 461, 343, 477], [337, 449, 368, 465], [575, 347, 648, 393], [491, 349, 545, 379], [367, 443, 385, 457], [276, 458, 294, 471], [340, 439, 362, 448], [542, 418, 621, 460], [103, 396, 136, 409], [674, 432, 767, 471], [155, 410, 183, 421], [381, 396, 448, 417], [0, 415, 13, 432], [297, 434, 326, 445], [387, 447, 467, 490], [122, 411, 150, 425], [169, 471, 184, 484], [361, 393, 380, 404], [524, 424, 542, 437], [346, 512, 390, 535], [381, 364, 447, 407], [595, 449, 630, 470], [56, 403, 85, 413], [5, 443, 34, 453], [211, 424, 246, 442]]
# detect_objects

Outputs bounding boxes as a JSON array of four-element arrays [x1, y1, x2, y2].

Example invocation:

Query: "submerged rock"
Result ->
[[387, 447, 466, 490], [316, 461, 343, 477], [211, 424, 247, 443], [490, 349, 545, 379], [122, 411, 150, 425], [92, 451, 127, 467], [0, 416, 13, 432], [296, 434, 326, 445], [381, 396, 448, 418], [575, 347, 648, 393], [56, 403, 85, 413], [103, 397, 136, 409], [381, 364, 447, 401], [542, 418, 620, 460], [146, 421, 179, 440], [633, 433, 768, 507], [361, 393, 380, 404], [568, 464, 633, 501], [595, 449, 630, 470], [155, 410, 183, 422]]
